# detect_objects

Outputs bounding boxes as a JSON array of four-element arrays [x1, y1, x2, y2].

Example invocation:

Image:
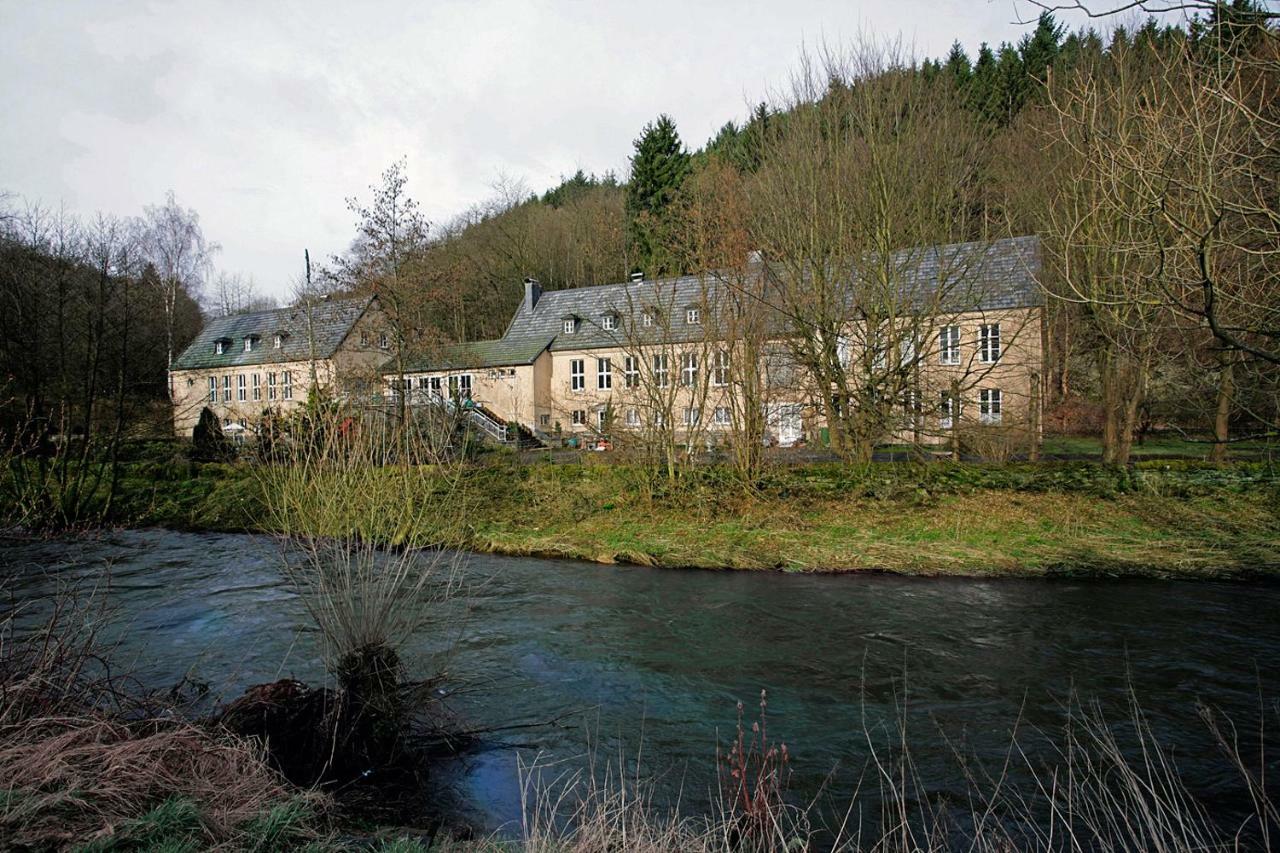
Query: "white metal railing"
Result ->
[[390, 387, 511, 443]]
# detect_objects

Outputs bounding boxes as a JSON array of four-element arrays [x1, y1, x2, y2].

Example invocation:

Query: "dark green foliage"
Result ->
[[626, 113, 691, 276], [943, 41, 972, 90], [190, 407, 232, 462]]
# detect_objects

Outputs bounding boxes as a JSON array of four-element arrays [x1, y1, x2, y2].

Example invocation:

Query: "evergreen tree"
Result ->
[[626, 114, 691, 275], [943, 41, 972, 91], [1019, 12, 1064, 87], [969, 42, 1000, 120], [992, 43, 1026, 124]]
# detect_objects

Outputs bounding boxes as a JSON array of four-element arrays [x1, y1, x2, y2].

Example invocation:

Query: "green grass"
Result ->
[[1041, 433, 1277, 459], [10, 450, 1278, 579]]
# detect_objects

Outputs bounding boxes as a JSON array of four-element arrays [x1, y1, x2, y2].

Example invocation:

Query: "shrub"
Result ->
[[190, 407, 233, 463]]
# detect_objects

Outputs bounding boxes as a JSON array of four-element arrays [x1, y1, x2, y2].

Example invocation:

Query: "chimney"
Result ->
[[523, 277, 542, 311], [630, 271, 644, 283]]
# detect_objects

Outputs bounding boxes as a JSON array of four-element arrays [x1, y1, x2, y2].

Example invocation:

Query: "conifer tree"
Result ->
[[943, 41, 972, 91], [626, 114, 690, 276]]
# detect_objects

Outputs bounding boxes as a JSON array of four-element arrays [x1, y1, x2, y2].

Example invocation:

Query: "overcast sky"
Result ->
[[3, 0, 1117, 300]]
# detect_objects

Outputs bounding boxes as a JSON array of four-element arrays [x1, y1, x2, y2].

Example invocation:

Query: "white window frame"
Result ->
[[979, 323, 1001, 364], [430, 376, 443, 397], [251, 373, 261, 401], [642, 311, 655, 328], [273, 334, 284, 349], [625, 408, 640, 427], [939, 325, 961, 365], [713, 405, 730, 426], [207, 377, 217, 403], [624, 355, 640, 388], [236, 374, 246, 401], [979, 388, 1002, 424], [940, 391, 959, 430], [683, 406, 700, 426], [597, 409, 608, 431], [596, 357, 612, 390], [712, 350, 730, 387], [267, 372, 277, 400], [459, 374, 473, 399], [243, 337, 255, 353], [685, 307, 701, 325], [214, 340, 226, 355], [282, 370, 293, 400], [379, 332, 389, 350], [563, 318, 576, 335], [653, 354, 669, 388], [572, 409, 587, 426], [570, 359, 585, 392], [601, 313, 617, 331], [222, 375, 231, 402], [681, 352, 698, 387]]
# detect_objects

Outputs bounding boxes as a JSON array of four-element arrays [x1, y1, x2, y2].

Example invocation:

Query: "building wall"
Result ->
[[171, 359, 334, 435], [394, 304, 1045, 448]]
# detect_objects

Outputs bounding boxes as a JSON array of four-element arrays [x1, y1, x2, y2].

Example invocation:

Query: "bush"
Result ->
[[190, 407, 233, 463]]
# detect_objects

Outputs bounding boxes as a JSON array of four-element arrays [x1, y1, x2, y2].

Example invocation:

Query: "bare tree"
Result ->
[[142, 191, 217, 402], [210, 271, 277, 317]]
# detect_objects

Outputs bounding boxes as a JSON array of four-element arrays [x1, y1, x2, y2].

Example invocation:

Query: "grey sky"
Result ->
[[3, 1, 1107, 300]]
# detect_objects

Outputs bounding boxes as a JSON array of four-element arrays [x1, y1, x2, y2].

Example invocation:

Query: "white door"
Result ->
[[768, 404, 804, 447]]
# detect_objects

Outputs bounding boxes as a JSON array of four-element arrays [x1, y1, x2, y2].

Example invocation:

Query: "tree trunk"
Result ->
[[1209, 353, 1234, 464]]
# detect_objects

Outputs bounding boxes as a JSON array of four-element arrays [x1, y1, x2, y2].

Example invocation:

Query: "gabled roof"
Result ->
[[172, 296, 373, 371], [395, 235, 1043, 373]]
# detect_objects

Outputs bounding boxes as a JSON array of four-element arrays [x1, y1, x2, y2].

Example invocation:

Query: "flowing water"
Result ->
[[2, 528, 1277, 837]]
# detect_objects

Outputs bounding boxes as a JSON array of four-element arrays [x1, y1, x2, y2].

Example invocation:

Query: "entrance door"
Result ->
[[768, 404, 804, 447]]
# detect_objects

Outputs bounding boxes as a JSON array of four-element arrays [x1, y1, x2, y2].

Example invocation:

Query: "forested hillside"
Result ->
[[322, 3, 1277, 463]]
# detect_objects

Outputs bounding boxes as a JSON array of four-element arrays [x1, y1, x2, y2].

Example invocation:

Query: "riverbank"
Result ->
[[100, 454, 1280, 579]]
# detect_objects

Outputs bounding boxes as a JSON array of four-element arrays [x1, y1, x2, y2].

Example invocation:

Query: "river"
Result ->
[[2, 528, 1277, 839]]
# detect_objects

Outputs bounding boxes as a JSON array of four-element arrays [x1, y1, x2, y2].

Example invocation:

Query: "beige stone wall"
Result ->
[[171, 359, 334, 436], [391, 305, 1044, 449]]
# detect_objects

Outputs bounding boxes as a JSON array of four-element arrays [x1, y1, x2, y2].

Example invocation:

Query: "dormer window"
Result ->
[[642, 309, 656, 328], [243, 335, 259, 353], [686, 307, 701, 325], [379, 332, 389, 349], [562, 317, 578, 335], [214, 338, 230, 355], [601, 312, 618, 332], [273, 332, 288, 349]]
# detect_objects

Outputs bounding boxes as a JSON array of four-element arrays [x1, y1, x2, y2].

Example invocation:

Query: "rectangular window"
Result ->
[[268, 373, 277, 400], [273, 334, 283, 349], [642, 311, 654, 328], [686, 307, 701, 325], [379, 332, 389, 350], [570, 359, 585, 392], [683, 407, 700, 426], [939, 325, 961, 365], [459, 374, 472, 398], [252, 373, 261, 401], [899, 336, 917, 366], [979, 323, 1001, 363], [597, 410, 608, 431], [539, 414, 550, 428], [653, 354, 669, 388], [653, 410, 666, 428], [624, 356, 640, 388], [713, 406, 730, 426], [712, 350, 729, 386], [572, 409, 587, 426], [601, 314, 616, 331], [430, 376, 442, 397], [980, 388, 1002, 424], [940, 391, 959, 430], [237, 374, 246, 402], [215, 340, 225, 355], [282, 371, 293, 400], [625, 408, 640, 427], [244, 338, 253, 352], [681, 352, 698, 387], [563, 318, 576, 334], [597, 358, 612, 390], [222, 375, 231, 402], [360, 331, 369, 346], [208, 377, 217, 403]]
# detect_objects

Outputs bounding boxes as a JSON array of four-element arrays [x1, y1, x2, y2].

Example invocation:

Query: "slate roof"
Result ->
[[394, 236, 1042, 372], [399, 337, 553, 372], [172, 296, 373, 371]]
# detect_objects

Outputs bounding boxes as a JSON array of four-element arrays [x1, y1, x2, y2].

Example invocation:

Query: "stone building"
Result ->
[[169, 296, 391, 436], [389, 236, 1046, 450]]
